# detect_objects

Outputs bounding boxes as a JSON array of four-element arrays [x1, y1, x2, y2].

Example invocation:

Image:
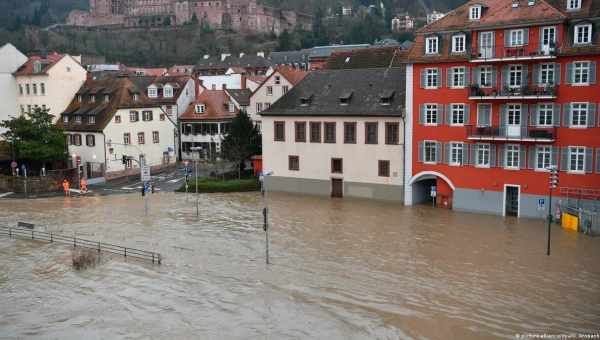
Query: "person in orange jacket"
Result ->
[[80, 177, 88, 194], [62, 179, 70, 197]]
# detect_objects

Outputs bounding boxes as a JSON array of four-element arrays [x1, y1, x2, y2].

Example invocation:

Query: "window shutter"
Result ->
[[585, 148, 593, 173], [554, 63, 561, 85], [436, 68, 442, 88], [523, 28, 529, 45], [532, 104, 540, 126], [596, 148, 600, 173], [490, 144, 497, 167], [590, 61, 597, 84], [551, 146, 559, 168], [446, 105, 452, 125], [470, 144, 478, 166], [498, 145, 505, 168], [462, 144, 469, 165], [420, 70, 426, 88], [563, 103, 571, 127], [499, 105, 507, 129], [566, 63, 574, 84], [418, 142, 423, 162], [444, 143, 450, 164], [560, 147, 569, 172], [447, 68, 453, 88], [522, 65, 529, 84], [528, 145, 536, 169], [419, 104, 425, 124], [464, 105, 470, 125], [436, 104, 443, 125], [491, 66, 497, 87], [588, 103, 597, 127], [436, 142, 442, 164], [473, 67, 481, 85], [521, 104, 529, 129], [519, 145, 526, 169], [465, 67, 471, 86], [502, 65, 509, 87], [533, 64, 540, 85], [504, 30, 510, 46], [553, 103, 561, 127]]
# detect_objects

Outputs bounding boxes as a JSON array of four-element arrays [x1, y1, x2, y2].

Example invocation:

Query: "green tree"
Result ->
[[190, 13, 199, 25], [0, 107, 66, 165], [221, 111, 261, 179], [276, 29, 292, 51]]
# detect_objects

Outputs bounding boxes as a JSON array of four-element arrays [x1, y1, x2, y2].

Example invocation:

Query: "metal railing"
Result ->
[[472, 41, 559, 60], [0, 226, 162, 264], [466, 125, 556, 141], [470, 85, 557, 98]]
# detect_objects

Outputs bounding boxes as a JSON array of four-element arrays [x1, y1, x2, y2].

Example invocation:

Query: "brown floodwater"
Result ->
[[0, 192, 599, 339]]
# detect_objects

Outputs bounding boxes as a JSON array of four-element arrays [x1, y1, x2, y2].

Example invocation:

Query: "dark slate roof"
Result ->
[[260, 68, 406, 117], [268, 50, 311, 65], [309, 44, 371, 59], [195, 55, 272, 70], [226, 89, 252, 106], [325, 47, 408, 70]]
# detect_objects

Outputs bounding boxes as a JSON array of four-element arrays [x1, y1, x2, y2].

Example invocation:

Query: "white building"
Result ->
[[248, 66, 307, 126], [392, 14, 414, 32], [0, 43, 27, 138], [58, 75, 176, 183], [14, 52, 87, 122], [260, 68, 406, 201], [427, 10, 446, 24]]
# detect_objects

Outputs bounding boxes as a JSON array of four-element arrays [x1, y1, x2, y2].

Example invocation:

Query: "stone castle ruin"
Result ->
[[67, 0, 312, 34]]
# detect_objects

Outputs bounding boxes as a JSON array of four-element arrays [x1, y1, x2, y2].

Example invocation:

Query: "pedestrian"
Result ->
[[80, 177, 88, 194], [62, 179, 71, 197]]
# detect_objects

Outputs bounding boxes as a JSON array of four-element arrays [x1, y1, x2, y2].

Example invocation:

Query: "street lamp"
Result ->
[[260, 171, 274, 265], [190, 146, 202, 217], [546, 166, 559, 256]]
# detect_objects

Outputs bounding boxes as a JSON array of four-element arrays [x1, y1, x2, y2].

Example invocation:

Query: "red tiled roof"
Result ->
[[246, 76, 267, 84], [180, 90, 237, 121], [14, 52, 65, 76], [228, 66, 247, 74], [275, 66, 308, 85], [126, 67, 167, 77]]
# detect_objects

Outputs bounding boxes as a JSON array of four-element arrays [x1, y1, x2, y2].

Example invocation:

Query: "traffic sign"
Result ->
[[141, 166, 151, 182]]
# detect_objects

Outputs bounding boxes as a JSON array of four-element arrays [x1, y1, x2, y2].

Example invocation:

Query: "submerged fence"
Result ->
[[0, 226, 162, 264]]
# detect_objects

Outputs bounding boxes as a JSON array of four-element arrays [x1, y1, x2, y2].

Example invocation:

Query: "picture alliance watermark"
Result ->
[[516, 334, 600, 339]]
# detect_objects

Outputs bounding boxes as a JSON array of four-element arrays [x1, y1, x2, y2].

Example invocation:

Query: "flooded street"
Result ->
[[0, 192, 599, 339]]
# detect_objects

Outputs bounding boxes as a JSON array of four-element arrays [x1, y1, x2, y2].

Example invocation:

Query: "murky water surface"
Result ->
[[0, 192, 599, 339]]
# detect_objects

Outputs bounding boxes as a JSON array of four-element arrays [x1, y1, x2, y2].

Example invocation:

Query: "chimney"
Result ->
[[239, 52, 245, 58], [256, 51, 265, 58], [221, 53, 231, 61], [203, 54, 210, 59]]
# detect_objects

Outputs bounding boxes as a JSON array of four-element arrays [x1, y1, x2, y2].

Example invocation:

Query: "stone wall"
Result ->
[[0, 169, 76, 194]]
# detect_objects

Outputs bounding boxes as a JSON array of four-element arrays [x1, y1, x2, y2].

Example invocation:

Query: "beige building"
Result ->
[[260, 68, 406, 201], [15, 53, 87, 122]]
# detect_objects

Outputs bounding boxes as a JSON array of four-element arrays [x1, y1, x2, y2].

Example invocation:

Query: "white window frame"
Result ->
[[452, 35, 466, 53], [469, 6, 481, 20], [451, 67, 466, 88], [477, 103, 492, 127], [425, 104, 438, 125], [195, 104, 205, 114], [571, 102, 588, 127], [449, 142, 464, 166], [425, 36, 439, 55], [567, 0, 581, 10], [425, 68, 439, 89], [148, 86, 158, 98], [537, 104, 554, 126], [574, 24, 592, 45], [424, 141, 438, 164], [266, 86, 273, 96], [509, 29, 525, 47], [89, 116, 96, 125], [573, 61, 590, 85], [480, 66, 493, 87], [536, 146, 552, 171], [505, 144, 520, 169], [476, 143, 491, 168], [509, 65, 523, 88], [450, 104, 465, 125], [568, 146, 585, 173], [163, 86, 173, 98], [540, 63, 555, 85], [63, 115, 69, 123]]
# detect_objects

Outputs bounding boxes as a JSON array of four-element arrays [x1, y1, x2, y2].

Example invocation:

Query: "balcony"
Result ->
[[469, 84, 557, 100], [470, 42, 559, 63], [466, 125, 556, 143]]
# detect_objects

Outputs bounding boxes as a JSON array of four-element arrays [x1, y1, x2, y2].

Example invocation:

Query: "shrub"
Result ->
[[72, 249, 100, 270]]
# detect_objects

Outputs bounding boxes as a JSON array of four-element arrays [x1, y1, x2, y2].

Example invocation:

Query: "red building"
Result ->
[[405, 0, 600, 218]]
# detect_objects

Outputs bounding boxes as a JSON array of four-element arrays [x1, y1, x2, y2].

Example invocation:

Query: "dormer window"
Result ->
[[63, 115, 69, 123], [133, 94, 139, 102], [379, 90, 395, 106], [88, 116, 96, 124], [163, 85, 173, 98], [78, 95, 82, 102], [574, 24, 592, 45], [452, 34, 466, 53], [33, 61, 42, 73], [469, 5, 481, 20], [567, 0, 581, 10], [228, 102, 235, 113], [90, 95, 95, 103], [195, 104, 206, 114], [274, 76, 281, 85], [75, 116, 82, 124], [300, 95, 313, 106], [104, 94, 110, 103], [425, 36, 439, 55], [148, 86, 158, 98], [339, 91, 353, 106]]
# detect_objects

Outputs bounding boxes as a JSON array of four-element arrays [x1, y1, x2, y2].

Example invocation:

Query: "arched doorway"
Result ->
[[408, 171, 455, 209]]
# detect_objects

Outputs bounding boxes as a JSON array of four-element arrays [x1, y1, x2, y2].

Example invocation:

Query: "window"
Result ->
[[133, 94, 139, 101], [104, 95, 110, 103], [450, 104, 466, 125], [124, 133, 131, 145], [63, 115, 69, 123], [569, 146, 585, 173], [450, 142, 464, 166], [571, 103, 588, 127], [86, 135, 95, 147], [479, 66, 493, 87], [424, 141, 438, 163], [20, 105, 25, 114], [574, 24, 592, 44], [573, 61, 590, 84], [469, 6, 481, 20], [378, 160, 390, 177], [324, 122, 336, 143], [476, 144, 491, 167], [266, 86, 273, 96], [148, 87, 158, 98], [115, 115, 121, 123], [41, 104, 46, 111], [75, 116, 82, 124], [344, 122, 356, 144], [19, 84, 23, 95], [295, 122, 306, 142], [536, 146, 552, 170], [425, 104, 439, 125], [452, 35, 466, 53], [138, 132, 145, 145], [365, 122, 378, 144], [477, 104, 492, 127], [288, 156, 299, 171], [509, 65, 523, 88], [567, 0, 581, 10], [282, 86, 289, 94], [540, 63, 555, 85], [88, 116, 95, 124], [160, 114, 165, 121], [274, 121, 285, 141], [538, 104, 554, 126], [265, 103, 271, 109], [507, 104, 522, 125], [425, 68, 439, 88], [166, 105, 173, 116], [196, 104, 206, 114], [275, 76, 281, 85], [73, 134, 82, 146], [331, 158, 343, 174], [26, 84, 30, 95], [129, 111, 139, 122], [90, 95, 96, 103], [27, 105, 31, 113], [509, 29, 524, 47], [450, 67, 466, 88], [153, 131, 160, 144], [256, 103, 263, 112], [67, 134, 73, 146], [33, 84, 37, 95], [310, 122, 321, 143], [40, 83, 45, 95], [163, 86, 173, 98], [78, 95, 82, 102], [505, 145, 520, 169], [425, 36, 439, 54], [385, 123, 399, 145], [143, 111, 153, 121]]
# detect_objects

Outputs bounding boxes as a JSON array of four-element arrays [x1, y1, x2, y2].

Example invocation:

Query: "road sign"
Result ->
[[141, 166, 151, 182], [538, 198, 545, 210], [430, 186, 437, 198]]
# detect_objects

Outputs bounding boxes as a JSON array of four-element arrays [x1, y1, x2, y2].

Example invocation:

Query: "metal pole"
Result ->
[[261, 175, 270, 265], [196, 154, 199, 217], [547, 187, 553, 256]]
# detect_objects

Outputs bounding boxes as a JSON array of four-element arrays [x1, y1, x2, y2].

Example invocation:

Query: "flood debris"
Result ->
[[72, 249, 100, 270]]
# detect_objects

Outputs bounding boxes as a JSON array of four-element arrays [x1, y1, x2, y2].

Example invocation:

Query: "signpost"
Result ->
[[430, 185, 437, 207], [546, 166, 559, 256]]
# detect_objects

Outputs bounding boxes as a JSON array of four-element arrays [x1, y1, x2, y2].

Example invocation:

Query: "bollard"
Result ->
[[31, 230, 34, 240], [9, 228, 11, 238], [98, 242, 101, 253], [50, 233, 53, 243], [124, 248, 127, 257], [152, 253, 155, 264], [74, 236, 76, 248]]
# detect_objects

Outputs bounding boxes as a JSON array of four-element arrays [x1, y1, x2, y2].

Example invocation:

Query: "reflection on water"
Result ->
[[0, 192, 599, 339]]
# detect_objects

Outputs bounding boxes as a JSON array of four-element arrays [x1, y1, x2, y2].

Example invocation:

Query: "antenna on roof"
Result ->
[[383, 48, 401, 78]]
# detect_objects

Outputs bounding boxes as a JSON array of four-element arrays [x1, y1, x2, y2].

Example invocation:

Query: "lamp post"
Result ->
[[547, 166, 559, 256], [260, 171, 273, 265], [190, 146, 202, 217], [72, 153, 80, 191]]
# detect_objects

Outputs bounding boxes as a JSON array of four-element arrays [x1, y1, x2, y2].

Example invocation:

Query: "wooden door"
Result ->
[[331, 179, 343, 198]]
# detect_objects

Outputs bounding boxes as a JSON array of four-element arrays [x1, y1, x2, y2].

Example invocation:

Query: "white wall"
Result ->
[[248, 71, 295, 121], [0, 44, 27, 137], [262, 116, 405, 186], [66, 131, 105, 170], [199, 74, 242, 91]]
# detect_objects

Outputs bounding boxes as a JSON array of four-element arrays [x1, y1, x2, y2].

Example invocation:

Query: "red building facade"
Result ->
[[406, 0, 600, 218]]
